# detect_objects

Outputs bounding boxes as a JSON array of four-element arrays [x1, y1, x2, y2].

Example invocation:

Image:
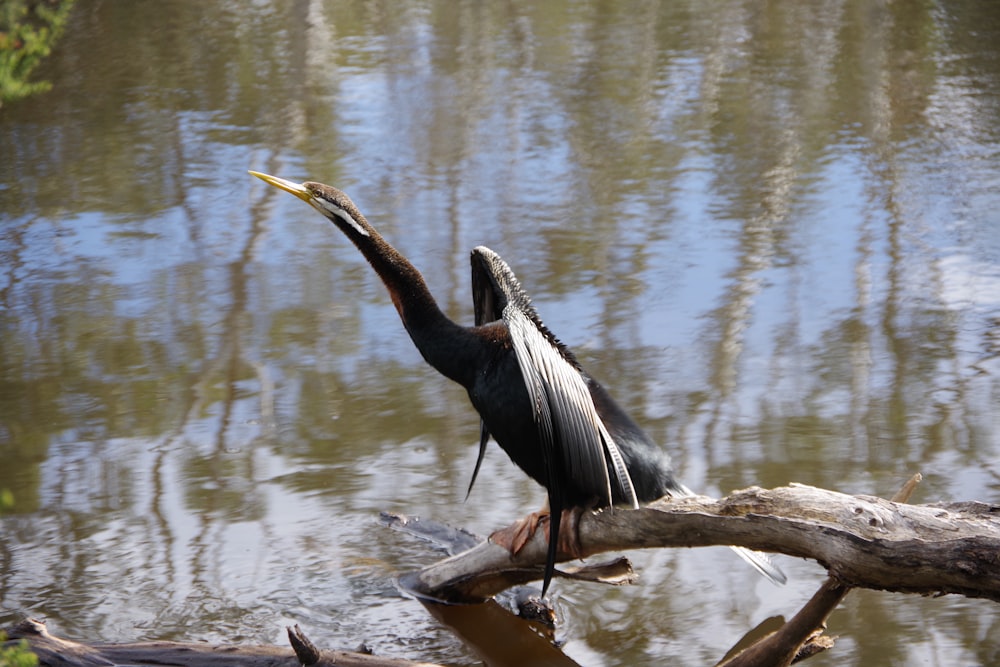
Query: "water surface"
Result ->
[[2, 1, 999, 665]]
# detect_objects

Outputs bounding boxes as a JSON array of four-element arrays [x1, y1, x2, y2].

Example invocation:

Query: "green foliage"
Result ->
[[0, 0, 75, 106], [0, 633, 38, 667], [0, 489, 13, 512]]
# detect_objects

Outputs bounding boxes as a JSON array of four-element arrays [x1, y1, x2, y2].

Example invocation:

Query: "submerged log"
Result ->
[[3, 618, 444, 667], [404, 483, 1000, 603]]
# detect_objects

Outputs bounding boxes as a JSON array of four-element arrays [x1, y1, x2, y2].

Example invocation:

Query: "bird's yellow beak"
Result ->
[[248, 170, 312, 203]]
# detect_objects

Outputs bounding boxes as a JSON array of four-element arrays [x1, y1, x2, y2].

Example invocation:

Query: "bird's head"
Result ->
[[249, 171, 370, 237]]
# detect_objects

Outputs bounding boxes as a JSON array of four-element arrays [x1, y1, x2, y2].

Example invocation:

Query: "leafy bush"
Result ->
[[0, 0, 76, 105], [0, 633, 38, 667]]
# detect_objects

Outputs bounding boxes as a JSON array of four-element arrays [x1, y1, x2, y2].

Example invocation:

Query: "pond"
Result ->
[[2, 1, 999, 665]]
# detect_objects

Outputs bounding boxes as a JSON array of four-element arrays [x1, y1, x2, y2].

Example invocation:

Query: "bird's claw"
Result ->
[[489, 507, 586, 559], [490, 511, 547, 554]]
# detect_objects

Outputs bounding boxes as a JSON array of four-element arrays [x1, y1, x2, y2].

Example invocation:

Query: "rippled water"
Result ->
[[2, 1, 999, 665]]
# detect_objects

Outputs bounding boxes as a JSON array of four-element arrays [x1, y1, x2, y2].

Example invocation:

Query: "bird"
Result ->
[[248, 170, 786, 596]]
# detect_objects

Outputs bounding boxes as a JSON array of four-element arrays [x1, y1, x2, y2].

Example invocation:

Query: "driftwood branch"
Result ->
[[403, 483, 1000, 604]]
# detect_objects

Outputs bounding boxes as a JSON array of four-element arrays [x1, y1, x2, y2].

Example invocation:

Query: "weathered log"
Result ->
[[404, 483, 1000, 603], [3, 618, 444, 667]]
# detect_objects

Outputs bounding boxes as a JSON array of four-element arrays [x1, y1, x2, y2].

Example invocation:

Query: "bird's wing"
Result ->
[[472, 253, 502, 326], [505, 306, 638, 508], [471, 245, 637, 508], [466, 254, 504, 499]]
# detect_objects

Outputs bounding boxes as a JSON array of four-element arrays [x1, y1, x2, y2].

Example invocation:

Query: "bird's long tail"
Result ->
[[673, 483, 787, 586]]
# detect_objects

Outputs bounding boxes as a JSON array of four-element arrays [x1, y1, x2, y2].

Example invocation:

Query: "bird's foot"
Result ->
[[557, 506, 586, 560], [489, 507, 587, 559], [490, 511, 547, 555]]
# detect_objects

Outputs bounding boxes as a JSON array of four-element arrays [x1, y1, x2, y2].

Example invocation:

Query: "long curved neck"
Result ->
[[331, 214, 478, 386]]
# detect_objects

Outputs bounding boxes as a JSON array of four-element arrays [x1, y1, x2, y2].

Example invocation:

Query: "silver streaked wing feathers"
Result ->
[[505, 307, 638, 508]]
